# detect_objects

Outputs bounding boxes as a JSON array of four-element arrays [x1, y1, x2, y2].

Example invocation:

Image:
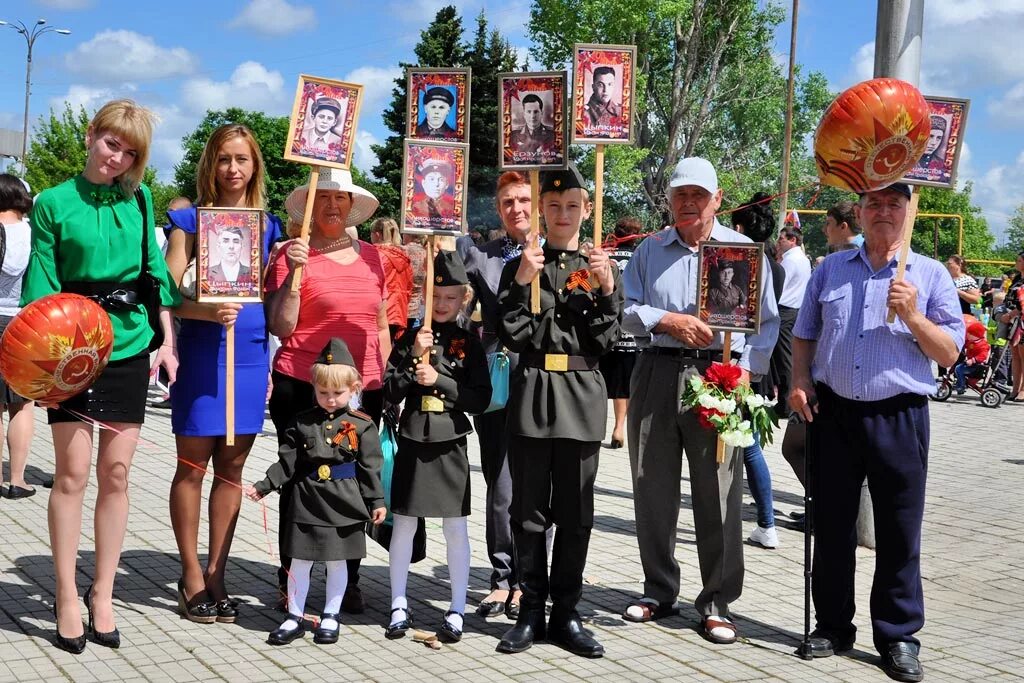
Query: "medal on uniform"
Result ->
[[317, 464, 332, 481]]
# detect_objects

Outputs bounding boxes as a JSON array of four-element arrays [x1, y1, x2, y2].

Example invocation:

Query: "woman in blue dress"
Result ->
[[164, 124, 282, 623]]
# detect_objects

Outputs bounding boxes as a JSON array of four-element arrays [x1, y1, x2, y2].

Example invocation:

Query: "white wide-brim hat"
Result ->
[[285, 167, 379, 227]]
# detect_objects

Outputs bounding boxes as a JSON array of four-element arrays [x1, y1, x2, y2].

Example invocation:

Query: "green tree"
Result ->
[[174, 108, 308, 219], [1003, 205, 1024, 253], [912, 182, 998, 273]]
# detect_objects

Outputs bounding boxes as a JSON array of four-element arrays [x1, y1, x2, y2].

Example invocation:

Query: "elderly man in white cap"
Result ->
[[620, 157, 779, 643]]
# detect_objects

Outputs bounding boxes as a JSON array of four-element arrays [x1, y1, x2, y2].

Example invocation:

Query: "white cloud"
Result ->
[[229, 0, 316, 36], [971, 149, 1024, 243], [64, 31, 197, 83], [37, 0, 93, 8], [343, 66, 401, 127], [988, 81, 1024, 125], [179, 61, 288, 115], [50, 84, 136, 114], [352, 130, 380, 173], [393, 0, 530, 36]]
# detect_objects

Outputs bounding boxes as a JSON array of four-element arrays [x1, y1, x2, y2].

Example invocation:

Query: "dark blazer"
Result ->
[[208, 263, 251, 283]]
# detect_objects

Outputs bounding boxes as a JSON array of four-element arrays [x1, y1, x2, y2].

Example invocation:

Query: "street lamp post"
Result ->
[[0, 18, 72, 173]]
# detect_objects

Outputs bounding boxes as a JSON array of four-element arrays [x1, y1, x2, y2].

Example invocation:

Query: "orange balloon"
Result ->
[[0, 294, 114, 403], [814, 78, 931, 193]]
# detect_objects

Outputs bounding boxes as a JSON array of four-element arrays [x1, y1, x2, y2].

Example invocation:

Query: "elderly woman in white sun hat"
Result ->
[[264, 166, 385, 613]]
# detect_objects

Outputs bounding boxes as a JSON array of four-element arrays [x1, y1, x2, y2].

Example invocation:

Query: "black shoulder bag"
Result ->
[[134, 188, 165, 352]]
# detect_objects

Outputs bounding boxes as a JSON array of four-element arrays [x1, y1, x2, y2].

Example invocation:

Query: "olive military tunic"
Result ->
[[383, 320, 492, 517], [254, 406, 385, 561], [498, 246, 624, 441]]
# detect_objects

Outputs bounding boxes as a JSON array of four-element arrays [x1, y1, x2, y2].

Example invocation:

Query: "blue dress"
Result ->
[[166, 208, 283, 436]]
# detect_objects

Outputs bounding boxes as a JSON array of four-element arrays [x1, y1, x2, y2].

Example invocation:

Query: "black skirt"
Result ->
[[0, 315, 30, 407], [391, 436, 470, 518], [600, 350, 637, 399], [48, 353, 150, 425], [284, 521, 366, 561]]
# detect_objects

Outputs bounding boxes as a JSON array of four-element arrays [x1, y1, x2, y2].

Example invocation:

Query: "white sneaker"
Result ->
[[748, 525, 779, 549]]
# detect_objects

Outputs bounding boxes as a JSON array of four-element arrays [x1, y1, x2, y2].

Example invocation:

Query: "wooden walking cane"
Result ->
[[886, 188, 921, 323], [715, 331, 733, 464], [529, 171, 541, 314], [290, 166, 321, 293]]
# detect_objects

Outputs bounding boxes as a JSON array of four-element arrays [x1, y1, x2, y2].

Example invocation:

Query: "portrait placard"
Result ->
[[498, 71, 568, 171], [406, 68, 471, 144], [696, 242, 764, 334], [571, 43, 637, 145], [196, 208, 264, 303], [901, 95, 969, 189], [284, 74, 363, 169], [400, 140, 469, 236]]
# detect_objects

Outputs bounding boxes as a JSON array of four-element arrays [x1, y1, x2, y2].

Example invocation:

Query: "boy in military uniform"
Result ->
[[246, 338, 386, 646], [382, 250, 492, 643], [496, 164, 623, 658]]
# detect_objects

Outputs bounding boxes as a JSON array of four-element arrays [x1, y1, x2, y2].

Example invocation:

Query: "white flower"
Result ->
[[698, 394, 718, 409], [745, 394, 766, 409], [719, 398, 737, 414]]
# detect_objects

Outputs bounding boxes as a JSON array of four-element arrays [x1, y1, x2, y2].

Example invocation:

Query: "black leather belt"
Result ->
[[63, 281, 140, 311], [641, 347, 717, 361], [520, 352, 599, 371]]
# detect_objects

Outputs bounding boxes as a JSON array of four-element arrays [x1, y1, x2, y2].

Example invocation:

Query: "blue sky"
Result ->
[[1, 0, 1021, 241]]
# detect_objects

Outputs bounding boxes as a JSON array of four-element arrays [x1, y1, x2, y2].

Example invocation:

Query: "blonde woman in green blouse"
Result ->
[[20, 100, 180, 654]]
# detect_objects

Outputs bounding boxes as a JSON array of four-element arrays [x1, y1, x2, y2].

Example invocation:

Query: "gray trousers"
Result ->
[[473, 409, 517, 590], [628, 353, 745, 617]]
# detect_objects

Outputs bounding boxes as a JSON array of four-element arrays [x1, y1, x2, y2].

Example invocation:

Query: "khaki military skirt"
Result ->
[[391, 436, 470, 518], [283, 521, 366, 562]]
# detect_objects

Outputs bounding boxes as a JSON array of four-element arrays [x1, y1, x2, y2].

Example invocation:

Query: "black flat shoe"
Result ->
[[53, 604, 86, 655], [6, 485, 36, 499], [341, 584, 365, 614], [496, 609, 545, 654], [268, 615, 305, 645], [177, 579, 216, 624], [475, 599, 505, 617], [437, 610, 463, 643], [882, 642, 923, 682], [313, 612, 340, 645], [609, 438, 623, 449], [548, 610, 604, 658], [215, 598, 238, 624], [85, 584, 120, 648], [806, 629, 855, 658], [384, 607, 413, 639], [505, 599, 520, 620]]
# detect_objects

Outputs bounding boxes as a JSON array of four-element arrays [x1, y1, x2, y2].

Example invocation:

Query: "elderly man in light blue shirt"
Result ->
[[789, 182, 963, 682], [619, 157, 779, 644]]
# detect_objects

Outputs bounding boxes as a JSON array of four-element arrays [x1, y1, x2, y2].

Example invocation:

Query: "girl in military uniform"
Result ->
[[382, 251, 492, 643], [245, 338, 386, 646]]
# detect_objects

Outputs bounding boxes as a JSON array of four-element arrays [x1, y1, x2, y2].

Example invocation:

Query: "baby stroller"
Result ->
[[932, 317, 1017, 408]]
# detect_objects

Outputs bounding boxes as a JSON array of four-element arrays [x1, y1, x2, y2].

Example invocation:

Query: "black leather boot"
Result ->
[[548, 527, 603, 657], [496, 528, 548, 654]]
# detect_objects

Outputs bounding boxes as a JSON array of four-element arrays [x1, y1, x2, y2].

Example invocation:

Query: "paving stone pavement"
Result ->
[[0, 393, 1022, 682]]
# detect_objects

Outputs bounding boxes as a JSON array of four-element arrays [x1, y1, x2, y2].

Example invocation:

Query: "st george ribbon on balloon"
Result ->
[[0, 293, 114, 404], [814, 77, 931, 193]]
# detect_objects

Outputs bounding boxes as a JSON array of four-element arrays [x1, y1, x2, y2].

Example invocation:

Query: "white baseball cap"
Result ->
[[668, 157, 718, 194]]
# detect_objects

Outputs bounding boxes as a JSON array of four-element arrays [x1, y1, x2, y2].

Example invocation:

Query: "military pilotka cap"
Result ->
[[540, 163, 587, 194], [315, 337, 356, 366], [859, 182, 912, 200], [433, 250, 469, 286], [423, 87, 455, 107]]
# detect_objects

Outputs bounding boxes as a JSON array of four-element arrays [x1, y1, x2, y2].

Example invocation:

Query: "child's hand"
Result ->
[[415, 362, 438, 386], [587, 247, 615, 295], [514, 233, 545, 286], [370, 507, 386, 525], [412, 328, 433, 357], [966, 358, 975, 366], [243, 484, 264, 501]]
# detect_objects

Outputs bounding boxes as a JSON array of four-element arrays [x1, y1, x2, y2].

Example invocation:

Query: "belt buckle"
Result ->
[[421, 396, 444, 413], [544, 354, 569, 372], [316, 464, 332, 482]]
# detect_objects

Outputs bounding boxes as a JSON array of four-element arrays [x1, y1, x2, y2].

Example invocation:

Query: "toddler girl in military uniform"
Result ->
[[382, 250, 492, 642], [245, 338, 386, 646]]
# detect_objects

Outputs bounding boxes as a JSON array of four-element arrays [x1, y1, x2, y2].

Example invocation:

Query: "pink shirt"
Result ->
[[266, 240, 386, 389]]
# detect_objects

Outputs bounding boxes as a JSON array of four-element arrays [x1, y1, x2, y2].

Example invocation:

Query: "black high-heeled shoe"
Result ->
[[177, 579, 217, 624], [85, 584, 120, 648], [53, 603, 86, 655]]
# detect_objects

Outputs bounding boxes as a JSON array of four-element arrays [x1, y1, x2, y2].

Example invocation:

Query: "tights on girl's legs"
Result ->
[[389, 513, 470, 631], [280, 558, 349, 631]]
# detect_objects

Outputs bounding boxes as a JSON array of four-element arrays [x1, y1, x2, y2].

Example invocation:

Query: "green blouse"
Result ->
[[21, 176, 181, 360]]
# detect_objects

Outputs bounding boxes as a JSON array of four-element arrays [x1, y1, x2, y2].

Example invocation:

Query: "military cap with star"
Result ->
[[433, 249, 469, 286], [423, 87, 455, 107], [419, 158, 452, 177], [540, 163, 587, 194], [315, 337, 356, 366]]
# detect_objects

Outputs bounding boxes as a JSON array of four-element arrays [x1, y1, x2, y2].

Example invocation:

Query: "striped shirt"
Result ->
[[794, 246, 965, 401]]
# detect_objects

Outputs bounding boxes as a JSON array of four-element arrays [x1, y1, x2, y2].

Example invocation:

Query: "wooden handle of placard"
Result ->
[[886, 189, 921, 324], [291, 166, 321, 293], [226, 324, 235, 446], [593, 144, 605, 247], [716, 331, 733, 464], [529, 171, 541, 315], [421, 235, 436, 364]]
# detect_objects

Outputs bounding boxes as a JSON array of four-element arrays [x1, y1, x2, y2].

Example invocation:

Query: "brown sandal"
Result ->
[[701, 616, 737, 644], [621, 599, 679, 623]]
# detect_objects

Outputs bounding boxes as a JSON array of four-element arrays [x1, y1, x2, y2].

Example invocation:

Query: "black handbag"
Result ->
[[134, 188, 164, 352]]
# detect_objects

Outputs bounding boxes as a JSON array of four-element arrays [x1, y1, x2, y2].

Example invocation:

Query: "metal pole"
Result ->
[[21, 37, 33, 172], [778, 0, 799, 235]]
